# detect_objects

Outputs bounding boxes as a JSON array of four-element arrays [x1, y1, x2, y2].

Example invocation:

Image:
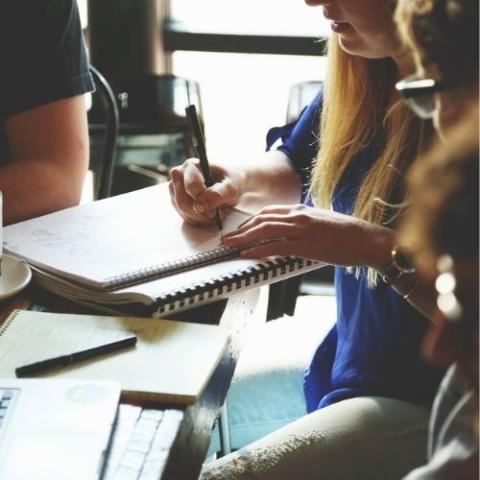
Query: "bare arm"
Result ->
[[233, 150, 303, 211], [361, 224, 437, 320], [222, 204, 438, 320], [2, 95, 89, 224], [169, 150, 302, 225]]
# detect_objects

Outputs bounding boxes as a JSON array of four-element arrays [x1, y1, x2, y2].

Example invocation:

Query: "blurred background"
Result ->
[[79, 0, 329, 175]]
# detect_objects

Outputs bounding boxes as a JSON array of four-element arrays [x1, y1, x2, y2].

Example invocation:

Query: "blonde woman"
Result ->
[[169, 0, 441, 478]]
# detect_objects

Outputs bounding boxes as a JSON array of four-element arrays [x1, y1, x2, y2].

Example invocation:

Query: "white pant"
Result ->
[[201, 396, 430, 480]]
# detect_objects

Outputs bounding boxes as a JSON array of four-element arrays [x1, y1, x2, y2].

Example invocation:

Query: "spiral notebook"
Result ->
[[0, 309, 229, 404], [3, 185, 321, 316]]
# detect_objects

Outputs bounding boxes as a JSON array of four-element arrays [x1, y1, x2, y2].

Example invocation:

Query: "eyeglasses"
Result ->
[[435, 254, 478, 327], [395, 74, 451, 119]]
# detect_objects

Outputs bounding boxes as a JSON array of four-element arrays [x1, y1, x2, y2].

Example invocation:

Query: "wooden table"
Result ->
[[0, 284, 266, 480]]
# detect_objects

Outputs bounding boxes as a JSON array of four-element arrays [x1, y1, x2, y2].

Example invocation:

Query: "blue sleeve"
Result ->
[[0, 0, 94, 120], [265, 89, 323, 200]]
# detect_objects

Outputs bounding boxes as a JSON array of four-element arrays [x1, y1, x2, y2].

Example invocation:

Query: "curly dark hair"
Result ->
[[400, 105, 479, 276], [396, 0, 478, 87]]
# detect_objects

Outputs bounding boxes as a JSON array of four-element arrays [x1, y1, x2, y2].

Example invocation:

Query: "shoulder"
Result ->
[[0, 0, 93, 120], [0, 0, 78, 30], [302, 88, 324, 122]]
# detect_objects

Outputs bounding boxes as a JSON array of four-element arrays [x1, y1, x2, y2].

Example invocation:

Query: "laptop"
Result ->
[[0, 378, 121, 480], [0, 378, 185, 480]]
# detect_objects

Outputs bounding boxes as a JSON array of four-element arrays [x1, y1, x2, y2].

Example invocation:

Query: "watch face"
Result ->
[[393, 248, 416, 274]]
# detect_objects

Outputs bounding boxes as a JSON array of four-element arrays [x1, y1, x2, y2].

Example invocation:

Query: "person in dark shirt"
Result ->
[[0, 0, 94, 224]]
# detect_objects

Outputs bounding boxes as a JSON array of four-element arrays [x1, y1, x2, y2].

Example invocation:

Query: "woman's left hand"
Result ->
[[222, 204, 393, 269]]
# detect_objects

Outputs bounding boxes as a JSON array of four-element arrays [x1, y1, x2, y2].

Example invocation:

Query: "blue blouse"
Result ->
[[268, 89, 442, 412]]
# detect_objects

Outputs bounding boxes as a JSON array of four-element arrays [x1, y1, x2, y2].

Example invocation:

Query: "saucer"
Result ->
[[0, 254, 32, 301]]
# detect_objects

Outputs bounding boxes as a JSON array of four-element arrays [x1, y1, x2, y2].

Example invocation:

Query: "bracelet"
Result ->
[[382, 246, 416, 285], [403, 278, 420, 300]]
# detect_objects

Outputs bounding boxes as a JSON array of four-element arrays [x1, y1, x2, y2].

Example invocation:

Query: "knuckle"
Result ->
[[294, 213, 311, 225], [170, 167, 181, 181], [186, 157, 201, 170], [258, 205, 274, 215], [257, 222, 272, 234]]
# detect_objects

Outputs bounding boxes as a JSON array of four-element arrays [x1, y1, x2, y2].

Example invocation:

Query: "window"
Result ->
[[173, 52, 326, 162], [170, 0, 329, 162], [171, 0, 328, 37], [77, 0, 87, 29], [79, 0, 330, 164]]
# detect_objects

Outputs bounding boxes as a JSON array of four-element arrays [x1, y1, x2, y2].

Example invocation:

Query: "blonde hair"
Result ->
[[309, 36, 426, 286]]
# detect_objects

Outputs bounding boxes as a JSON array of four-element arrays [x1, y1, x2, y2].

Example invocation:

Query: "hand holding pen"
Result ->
[[185, 105, 223, 230]]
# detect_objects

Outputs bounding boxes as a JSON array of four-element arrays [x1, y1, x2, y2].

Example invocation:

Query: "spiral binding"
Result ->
[[153, 256, 316, 316], [104, 246, 240, 290], [0, 309, 20, 336]]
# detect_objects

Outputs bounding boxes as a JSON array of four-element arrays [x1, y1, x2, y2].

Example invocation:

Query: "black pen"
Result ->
[[185, 104, 223, 230], [15, 334, 137, 378]]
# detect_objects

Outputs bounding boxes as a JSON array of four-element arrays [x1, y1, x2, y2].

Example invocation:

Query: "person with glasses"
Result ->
[[395, 0, 478, 129], [0, 0, 93, 224], [393, 0, 478, 477], [171, 1, 446, 478], [389, 0, 478, 335], [399, 106, 478, 479]]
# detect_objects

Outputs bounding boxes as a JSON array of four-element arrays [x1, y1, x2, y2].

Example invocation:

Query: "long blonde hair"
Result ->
[[309, 36, 426, 286]]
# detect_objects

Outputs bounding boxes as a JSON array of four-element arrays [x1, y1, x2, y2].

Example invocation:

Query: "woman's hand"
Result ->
[[169, 158, 245, 226], [222, 204, 394, 269]]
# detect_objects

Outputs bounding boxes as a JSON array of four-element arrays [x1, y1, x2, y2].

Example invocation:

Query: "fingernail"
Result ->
[[194, 203, 204, 214]]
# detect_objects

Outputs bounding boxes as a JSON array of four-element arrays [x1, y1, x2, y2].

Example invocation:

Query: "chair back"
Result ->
[[88, 65, 119, 200], [286, 80, 323, 123]]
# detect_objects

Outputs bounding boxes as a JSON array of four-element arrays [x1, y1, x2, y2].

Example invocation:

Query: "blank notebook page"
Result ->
[[0, 310, 229, 404]]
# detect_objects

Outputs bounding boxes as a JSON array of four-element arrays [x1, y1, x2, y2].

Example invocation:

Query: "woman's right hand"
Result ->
[[169, 158, 244, 226]]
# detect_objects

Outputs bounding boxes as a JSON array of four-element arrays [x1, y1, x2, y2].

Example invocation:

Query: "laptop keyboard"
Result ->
[[0, 389, 16, 431], [103, 404, 184, 480]]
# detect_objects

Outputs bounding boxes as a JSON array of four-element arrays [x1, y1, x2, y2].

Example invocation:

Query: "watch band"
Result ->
[[382, 246, 416, 284]]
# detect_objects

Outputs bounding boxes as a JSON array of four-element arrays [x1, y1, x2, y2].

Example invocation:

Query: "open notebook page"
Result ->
[[4, 185, 249, 288]]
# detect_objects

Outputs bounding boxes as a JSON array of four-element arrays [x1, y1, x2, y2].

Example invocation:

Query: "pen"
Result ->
[[185, 104, 223, 230], [15, 334, 137, 378]]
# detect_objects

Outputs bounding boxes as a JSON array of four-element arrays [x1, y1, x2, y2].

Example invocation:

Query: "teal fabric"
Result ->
[[208, 297, 336, 454]]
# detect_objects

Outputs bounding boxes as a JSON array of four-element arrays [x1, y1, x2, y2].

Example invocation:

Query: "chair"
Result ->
[[91, 74, 203, 197], [88, 65, 119, 200]]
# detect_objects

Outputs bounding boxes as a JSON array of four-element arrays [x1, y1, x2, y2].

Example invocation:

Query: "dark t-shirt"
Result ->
[[267, 90, 442, 412], [0, 0, 94, 164]]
